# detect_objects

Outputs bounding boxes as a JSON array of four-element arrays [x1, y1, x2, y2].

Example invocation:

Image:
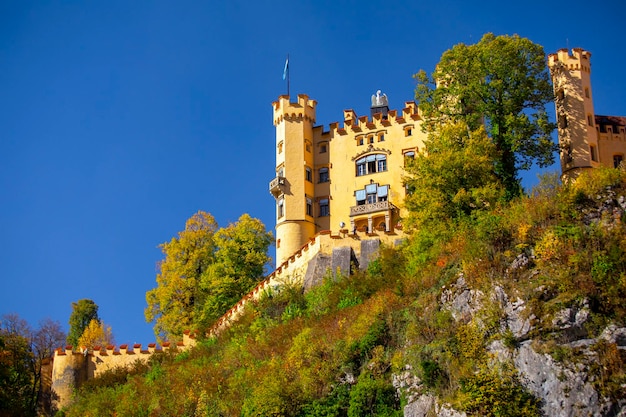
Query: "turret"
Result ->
[[270, 94, 318, 265], [548, 48, 598, 179]]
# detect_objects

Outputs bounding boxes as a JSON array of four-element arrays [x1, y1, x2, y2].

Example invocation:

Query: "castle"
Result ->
[[271, 91, 423, 265], [548, 48, 626, 179], [49, 46, 626, 412]]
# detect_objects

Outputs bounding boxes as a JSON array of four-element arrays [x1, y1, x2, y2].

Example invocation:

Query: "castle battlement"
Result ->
[[273, 94, 317, 125], [208, 226, 405, 336], [548, 48, 592, 74], [51, 332, 196, 409], [333, 101, 420, 134]]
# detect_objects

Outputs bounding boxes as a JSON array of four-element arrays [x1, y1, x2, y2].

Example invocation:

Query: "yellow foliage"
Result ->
[[534, 230, 562, 263], [78, 319, 113, 349]]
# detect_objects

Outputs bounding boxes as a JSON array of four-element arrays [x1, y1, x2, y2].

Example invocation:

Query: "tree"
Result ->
[[77, 318, 114, 349], [145, 212, 273, 340], [0, 314, 66, 417], [0, 314, 34, 416], [415, 33, 557, 199], [67, 299, 99, 348], [145, 211, 218, 341], [195, 214, 273, 329], [404, 122, 505, 230]]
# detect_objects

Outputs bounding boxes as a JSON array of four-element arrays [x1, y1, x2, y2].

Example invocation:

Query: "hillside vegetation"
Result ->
[[61, 167, 626, 416]]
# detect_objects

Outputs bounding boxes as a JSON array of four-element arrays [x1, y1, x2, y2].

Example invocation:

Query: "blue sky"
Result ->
[[2, 0, 625, 346]]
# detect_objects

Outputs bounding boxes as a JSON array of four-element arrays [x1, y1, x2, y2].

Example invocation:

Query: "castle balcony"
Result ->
[[269, 176, 286, 198], [349, 200, 396, 217]]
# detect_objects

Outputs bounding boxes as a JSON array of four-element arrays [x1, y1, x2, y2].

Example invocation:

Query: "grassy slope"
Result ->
[[62, 169, 626, 417]]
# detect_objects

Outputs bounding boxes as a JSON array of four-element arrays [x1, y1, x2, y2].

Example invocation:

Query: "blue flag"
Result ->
[[282, 57, 289, 80]]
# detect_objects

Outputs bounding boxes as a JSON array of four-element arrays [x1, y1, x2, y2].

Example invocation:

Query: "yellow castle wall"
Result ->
[[272, 94, 426, 264]]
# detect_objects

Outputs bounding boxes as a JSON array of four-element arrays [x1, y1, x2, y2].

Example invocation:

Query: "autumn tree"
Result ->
[[77, 318, 114, 349], [0, 314, 65, 417], [145, 211, 218, 340], [195, 213, 273, 329], [67, 299, 99, 348], [404, 122, 505, 230], [415, 33, 557, 199], [145, 212, 273, 340]]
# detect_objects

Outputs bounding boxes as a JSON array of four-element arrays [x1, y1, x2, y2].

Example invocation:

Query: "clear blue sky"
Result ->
[[2, 0, 625, 346]]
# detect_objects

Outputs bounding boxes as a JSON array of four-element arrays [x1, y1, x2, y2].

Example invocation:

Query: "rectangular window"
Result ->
[[305, 167, 312, 182], [365, 184, 377, 204], [377, 185, 388, 202], [319, 167, 329, 183], [319, 199, 329, 217], [590, 145, 598, 162], [355, 189, 366, 205], [378, 134, 385, 142], [614, 155, 623, 168], [278, 199, 284, 218], [320, 144, 327, 153], [587, 114, 594, 126], [356, 160, 366, 176], [585, 87, 590, 98], [306, 197, 313, 216], [405, 128, 412, 136], [377, 158, 387, 172]]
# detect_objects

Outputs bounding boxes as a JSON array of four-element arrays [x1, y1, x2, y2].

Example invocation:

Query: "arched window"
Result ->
[[356, 154, 387, 176]]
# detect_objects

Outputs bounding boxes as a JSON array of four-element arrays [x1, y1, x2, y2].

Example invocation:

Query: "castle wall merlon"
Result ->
[[273, 94, 317, 126], [548, 48, 592, 74]]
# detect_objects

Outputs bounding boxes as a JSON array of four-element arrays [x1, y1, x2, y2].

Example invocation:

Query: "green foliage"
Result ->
[[66, 167, 626, 417], [415, 33, 556, 199], [299, 384, 350, 416], [196, 213, 273, 329], [0, 314, 66, 417], [145, 211, 273, 340], [145, 211, 218, 341], [347, 375, 401, 417], [459, 363, 541, 417], [404, 122, 505, 231], [67, 299, 99, 348]]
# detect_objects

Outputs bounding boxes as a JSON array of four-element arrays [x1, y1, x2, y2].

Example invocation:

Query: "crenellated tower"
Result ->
[[270, 94, 318, 265], [548, 48, 598, 179]]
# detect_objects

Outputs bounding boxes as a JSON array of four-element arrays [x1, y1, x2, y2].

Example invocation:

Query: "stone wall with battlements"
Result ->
[[50, 331, 196, 410]]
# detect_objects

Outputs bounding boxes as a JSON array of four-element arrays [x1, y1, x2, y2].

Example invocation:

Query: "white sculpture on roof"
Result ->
[[371, 90, 388, 107]]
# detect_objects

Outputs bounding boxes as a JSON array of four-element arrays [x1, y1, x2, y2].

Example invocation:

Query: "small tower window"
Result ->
[[587, 115, 594, 126], [305, 167, 312, 182], [278, 141, 284, 154], [585, 87, 590, 98], [590, 145, 598, 162], [405, 127, 413, 136], [378, 133, 385, 142], [319, 199, 330, 217], [319, 167, 329, 183], [614, 155, 623, 168], [306, 197, 313, 216], [278, 199, 284, 218], [320, 144, 327, 153]]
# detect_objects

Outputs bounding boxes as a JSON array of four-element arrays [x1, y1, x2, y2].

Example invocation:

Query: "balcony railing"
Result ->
[[269, 176, 286, 198], [349, 201, 396, 217]]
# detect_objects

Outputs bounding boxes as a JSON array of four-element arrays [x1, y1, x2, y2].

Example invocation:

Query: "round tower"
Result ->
[[270, 94, 318, 265], [548, 48, 598, 180]]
